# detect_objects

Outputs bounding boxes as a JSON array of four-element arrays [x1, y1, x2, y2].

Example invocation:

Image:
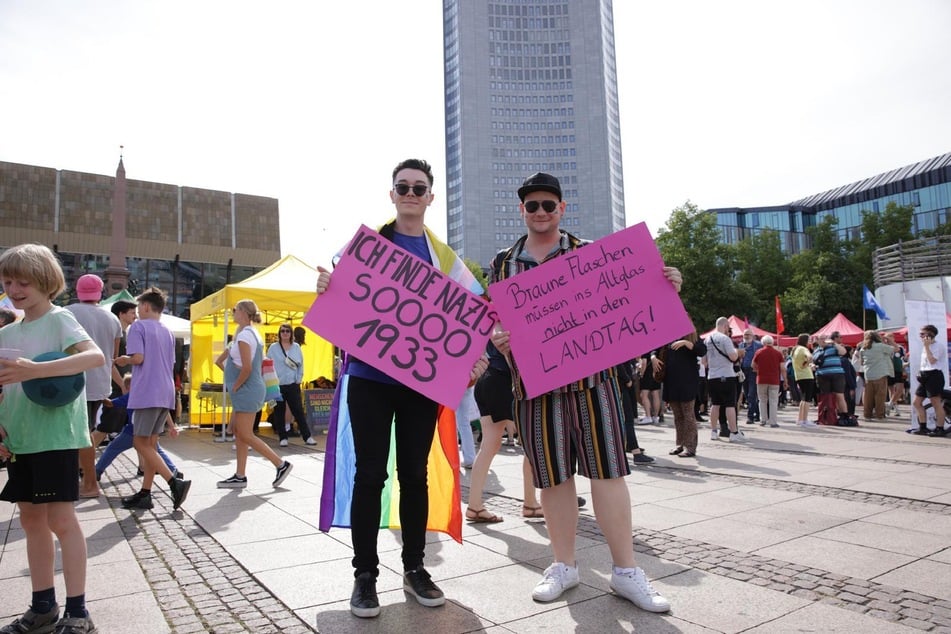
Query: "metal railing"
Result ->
[[873, 235, 951, 286]]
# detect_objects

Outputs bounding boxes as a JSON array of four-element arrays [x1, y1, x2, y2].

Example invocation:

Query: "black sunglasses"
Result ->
[[279, 328, 292, 333], [524, 200, 558, 214], [393, 183, 429, 197]]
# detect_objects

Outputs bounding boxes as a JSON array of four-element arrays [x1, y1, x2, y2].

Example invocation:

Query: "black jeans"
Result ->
[[272, 383, 311, 441], [347, 376, 438, 577]]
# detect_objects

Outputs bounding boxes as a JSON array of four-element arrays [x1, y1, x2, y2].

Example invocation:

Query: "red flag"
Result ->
[[775, 296, 785, 334]]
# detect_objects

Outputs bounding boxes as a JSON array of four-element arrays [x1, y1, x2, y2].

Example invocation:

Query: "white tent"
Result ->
[[99, 290, 191, 342]]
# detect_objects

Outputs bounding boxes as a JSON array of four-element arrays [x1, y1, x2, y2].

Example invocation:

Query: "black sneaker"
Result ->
[[1, 604, 59, 634], [403, 567, 445, 607], [350, 572, 380, 618], [928, 426, 949, 437], [169, 477, 191, 510], [272, 461, 293, 488], [217, 474, 248, 489], [121, 491, 153, 510], [631, 452, 655, 465]]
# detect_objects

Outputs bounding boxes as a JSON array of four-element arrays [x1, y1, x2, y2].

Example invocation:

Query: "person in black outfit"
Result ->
[[659, 331, 707, 457]]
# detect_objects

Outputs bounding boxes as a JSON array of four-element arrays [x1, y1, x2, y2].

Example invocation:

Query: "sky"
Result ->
[[2, 0, 950, 269]]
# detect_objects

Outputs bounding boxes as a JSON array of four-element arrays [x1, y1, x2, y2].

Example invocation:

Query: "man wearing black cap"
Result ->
[[488, 173, 681, 613]]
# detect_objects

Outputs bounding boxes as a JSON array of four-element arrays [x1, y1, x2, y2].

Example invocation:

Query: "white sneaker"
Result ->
[[636, 417, 653, 425], [799, 420, 817, 427], [710, 429, 719, 441], [730, 432, 748, 443], [532, 562, 579, 602], [279, 439, 289, 447], [305, 437, 317, 446], [610, 566, 670, 613]]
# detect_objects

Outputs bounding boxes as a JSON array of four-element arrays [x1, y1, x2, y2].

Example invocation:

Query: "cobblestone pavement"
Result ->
[[6, 414, 949, 633], [476, 482, 951, 632], [103, 455, 316, 634]]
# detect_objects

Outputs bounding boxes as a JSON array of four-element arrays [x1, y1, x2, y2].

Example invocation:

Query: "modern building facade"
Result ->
[[443, 0, 625, 268], [710, 152, 951, 254], [0, 159, 280, 317]]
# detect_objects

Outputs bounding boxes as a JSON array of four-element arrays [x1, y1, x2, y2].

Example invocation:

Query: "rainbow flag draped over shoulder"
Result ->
[[318, 221, 482, 543]]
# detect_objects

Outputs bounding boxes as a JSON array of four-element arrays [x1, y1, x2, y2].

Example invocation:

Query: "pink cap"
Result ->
[[76, 274, 104, 301]]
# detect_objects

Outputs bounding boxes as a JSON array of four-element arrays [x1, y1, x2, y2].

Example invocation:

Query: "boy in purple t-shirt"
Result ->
[[115, 287, 191, 511]]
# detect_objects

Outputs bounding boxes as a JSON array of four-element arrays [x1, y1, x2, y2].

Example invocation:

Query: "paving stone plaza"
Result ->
[[2, 406, 950, 633]]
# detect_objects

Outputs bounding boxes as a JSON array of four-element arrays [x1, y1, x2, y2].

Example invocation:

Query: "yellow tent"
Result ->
[[188, 254, 335, 426]]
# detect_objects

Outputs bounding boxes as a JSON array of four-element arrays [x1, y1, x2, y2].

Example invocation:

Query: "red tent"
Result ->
[[812, 312, 865, 346], [700, 315, 776, 342]]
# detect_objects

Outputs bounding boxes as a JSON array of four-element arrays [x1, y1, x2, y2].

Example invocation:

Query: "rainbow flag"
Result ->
[[318, 371, 463, 542]]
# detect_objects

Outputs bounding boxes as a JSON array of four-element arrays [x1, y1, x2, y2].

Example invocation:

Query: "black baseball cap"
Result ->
[[517, 172, 563, 201]]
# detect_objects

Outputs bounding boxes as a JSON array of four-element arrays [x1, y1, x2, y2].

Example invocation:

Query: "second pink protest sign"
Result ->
[[488, 222, 693, 399]]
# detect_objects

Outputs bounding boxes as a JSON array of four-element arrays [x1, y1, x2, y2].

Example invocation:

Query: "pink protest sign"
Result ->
[[488, 222, 693, 399], [303, 225, 495, 407]]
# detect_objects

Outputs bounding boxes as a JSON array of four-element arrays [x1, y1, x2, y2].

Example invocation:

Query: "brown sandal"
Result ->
[[522, 505, 544, 518], [466, 507, 503, 523]]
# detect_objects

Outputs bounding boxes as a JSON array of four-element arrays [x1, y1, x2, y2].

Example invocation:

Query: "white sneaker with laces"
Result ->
[[610, 566, 670, 612], [532, 562, 579, 602], [710, 429, 719, 441], [730, 432, 748, 443]]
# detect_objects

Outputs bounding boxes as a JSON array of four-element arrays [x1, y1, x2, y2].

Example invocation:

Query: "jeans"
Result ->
[[347, 376, 438, 577], [743, 370, 759, 420], [455, 386, 476, 465], [271, 383, 311, 441], [95, 423, 177, 476]]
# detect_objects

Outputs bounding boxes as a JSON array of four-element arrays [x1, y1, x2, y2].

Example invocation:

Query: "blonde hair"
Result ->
[[0, 243, 66, 300], [234, 299, 262, 323]]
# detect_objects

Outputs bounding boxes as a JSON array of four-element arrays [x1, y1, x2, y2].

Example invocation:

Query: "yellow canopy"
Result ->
[[188, 255, 335, 426]]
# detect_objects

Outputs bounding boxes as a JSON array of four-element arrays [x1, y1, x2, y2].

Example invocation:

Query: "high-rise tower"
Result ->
[[443, 0, 625, 268]]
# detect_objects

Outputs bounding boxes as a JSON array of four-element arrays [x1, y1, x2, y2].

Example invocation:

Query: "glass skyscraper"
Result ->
[[710, 152, 951, 253], [443, 0, 624, 268]]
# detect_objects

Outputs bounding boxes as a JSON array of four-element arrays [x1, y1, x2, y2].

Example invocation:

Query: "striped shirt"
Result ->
[[490, 230, 616, 400]]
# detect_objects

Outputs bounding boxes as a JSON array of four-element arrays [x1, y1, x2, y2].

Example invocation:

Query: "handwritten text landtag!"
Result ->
[[303, 225, 495, 407], [488, 222, 693, 399]]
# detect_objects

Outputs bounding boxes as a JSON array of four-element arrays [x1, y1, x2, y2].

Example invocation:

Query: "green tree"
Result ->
[[785, 216, 865, 332], [733, 229, 791, 331], [852, 202, 915, 285], [656, 202, 755, 331], [464, 258, 489, 294]]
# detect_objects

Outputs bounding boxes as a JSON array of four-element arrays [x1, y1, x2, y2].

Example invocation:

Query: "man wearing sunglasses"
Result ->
[[315, 159, 488, 619], [489, 172, 680, 614]]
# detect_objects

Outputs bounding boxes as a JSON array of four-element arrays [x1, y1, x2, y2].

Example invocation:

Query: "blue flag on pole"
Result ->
[[863, 285, 889, 320]]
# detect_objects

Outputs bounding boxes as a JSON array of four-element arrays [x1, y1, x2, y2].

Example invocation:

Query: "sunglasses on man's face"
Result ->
[[524, 200, 559, 214], [393, 183, 429, 197]]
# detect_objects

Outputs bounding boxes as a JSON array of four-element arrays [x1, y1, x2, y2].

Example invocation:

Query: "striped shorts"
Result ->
[[515, 377, 630, 489]]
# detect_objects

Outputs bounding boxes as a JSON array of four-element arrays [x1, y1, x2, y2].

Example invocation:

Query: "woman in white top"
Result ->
[[215, 299, 293, 489]]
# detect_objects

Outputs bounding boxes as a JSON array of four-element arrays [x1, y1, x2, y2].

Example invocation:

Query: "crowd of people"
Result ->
[[3, 159, 949, 632]]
